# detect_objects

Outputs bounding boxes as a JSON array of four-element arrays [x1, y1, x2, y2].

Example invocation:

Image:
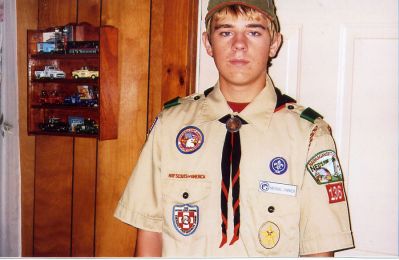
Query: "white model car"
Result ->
[[35, 65, 66, 79]]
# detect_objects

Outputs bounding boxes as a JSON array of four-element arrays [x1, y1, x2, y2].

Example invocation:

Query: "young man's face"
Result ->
[[203, 11, 281, 89]]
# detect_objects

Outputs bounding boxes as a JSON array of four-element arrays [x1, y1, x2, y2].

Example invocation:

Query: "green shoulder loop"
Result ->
[[286, 104, 324, 124], [163, 93, 204, 109], [300, 107, 324, 124], [163, 96, 181, 109]]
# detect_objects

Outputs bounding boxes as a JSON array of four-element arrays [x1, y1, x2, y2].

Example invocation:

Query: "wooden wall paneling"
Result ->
[[16, 0, 39, 256], [99, 26, 119, 140], [71, 1, 101, 257], [33, 0, 78, 256], [147, 0, 164, 129], [186, 0, 199, 94], [95, 0, 150, 256], [160, 0, 198, 104], [33, 136, 73, 256], [77, 0, 101, 25], [71, 138, 97, 257], [38, 0, 77, 29]]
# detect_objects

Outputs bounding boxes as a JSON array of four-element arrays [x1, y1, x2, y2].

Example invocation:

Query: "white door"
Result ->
[[197, 0, 398, 257]]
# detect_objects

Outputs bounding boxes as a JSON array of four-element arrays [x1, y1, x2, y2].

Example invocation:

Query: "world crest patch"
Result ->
[[176, 126, 204, 154], [173, 204, 199, 236], [269, 157, 288, 175], [306, 150, 343, 185]]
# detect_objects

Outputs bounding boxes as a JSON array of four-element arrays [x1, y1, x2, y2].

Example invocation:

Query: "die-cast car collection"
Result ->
[[40, 116, 99, 134], [33, 24, 100, 136]]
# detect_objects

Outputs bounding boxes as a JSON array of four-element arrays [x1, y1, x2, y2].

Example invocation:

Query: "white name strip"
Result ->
[[259, 180, 297, 197]]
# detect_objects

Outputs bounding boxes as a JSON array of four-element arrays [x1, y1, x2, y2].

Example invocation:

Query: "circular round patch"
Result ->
[[269, 157, 288, 175], [258, 221, 280, 249], [176, 126, 204, 154]]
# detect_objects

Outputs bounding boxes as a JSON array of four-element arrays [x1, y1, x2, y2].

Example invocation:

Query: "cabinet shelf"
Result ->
[[29, 53, 99, 60], [31, 78, 99, 84], [29, 131, 97, 138], [31, 104, 99, 110], [27, 23, 119, 140]]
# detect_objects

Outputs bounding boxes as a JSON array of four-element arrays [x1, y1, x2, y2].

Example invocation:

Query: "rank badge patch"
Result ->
[[269, 157, 288, 175], [176, 126, 204, 154], [306, 150, 343, 185], [258, 221, 280, 249], [173, 204, 199, 236], [326, 182, 346, 203]]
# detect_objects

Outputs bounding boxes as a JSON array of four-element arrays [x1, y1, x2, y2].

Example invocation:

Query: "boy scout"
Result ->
[[115, 0, 354, 257]]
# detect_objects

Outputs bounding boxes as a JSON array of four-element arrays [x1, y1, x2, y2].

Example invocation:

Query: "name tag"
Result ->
[[259, 181, 297, 197]]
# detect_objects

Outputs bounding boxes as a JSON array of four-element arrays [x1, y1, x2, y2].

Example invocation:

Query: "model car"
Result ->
[[40, 90, 63, 105], [39, 117, 68, 132], [35, 65, 66, 79], [63, 93, 81, 105], [67, 41, 99, 54], [72, 66, 99, 79], [75, 118, 99, 134]]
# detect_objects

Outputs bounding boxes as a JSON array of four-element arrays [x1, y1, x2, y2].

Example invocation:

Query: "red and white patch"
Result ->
[[325, 182, 346, 204], [173, 204, 199, 236]]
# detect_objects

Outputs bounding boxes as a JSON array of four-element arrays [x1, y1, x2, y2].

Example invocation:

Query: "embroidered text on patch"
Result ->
[[259, 181, 297, 197], [306, 150, 343, 185], [168, 173, 206, 179]]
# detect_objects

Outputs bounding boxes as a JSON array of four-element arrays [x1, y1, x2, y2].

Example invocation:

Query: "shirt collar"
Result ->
[[196, 75, 277, 132]]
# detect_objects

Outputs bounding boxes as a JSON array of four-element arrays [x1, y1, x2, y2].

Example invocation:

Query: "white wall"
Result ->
[[197, 0, 398, 257]]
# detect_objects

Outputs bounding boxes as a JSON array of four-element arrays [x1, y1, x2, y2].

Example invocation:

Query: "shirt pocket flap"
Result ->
[[163, 179, 211, 204]]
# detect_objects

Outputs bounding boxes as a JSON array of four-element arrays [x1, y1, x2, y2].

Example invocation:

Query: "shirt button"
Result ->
[[182, 192, 189, 199], [268, 206, 275, 213], [288, 105, 295, 110]]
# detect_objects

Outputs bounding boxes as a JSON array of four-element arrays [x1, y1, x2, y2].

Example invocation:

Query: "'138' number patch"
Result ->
[[325, 182, 345, 204]]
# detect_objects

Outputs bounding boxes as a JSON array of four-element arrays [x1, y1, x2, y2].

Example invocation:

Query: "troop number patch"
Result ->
[[176, 126, 204, 154], [306, 150, 343, 185], [269, 157, 288, 175], [258, 221, 280, 249], [173, 204, 199, 236], [326, 182, 346, 204]]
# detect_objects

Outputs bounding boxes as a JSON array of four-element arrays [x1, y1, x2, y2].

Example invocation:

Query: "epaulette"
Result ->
[[274, 87, 296, 111], [285, 103, 324, 124], [163, 96, 181, 109], [163, 93, 204, 109]]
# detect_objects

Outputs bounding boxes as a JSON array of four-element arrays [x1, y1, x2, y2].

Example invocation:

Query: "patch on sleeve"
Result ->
[[306, 150, 343, 185], [326, 182, 346, 203]]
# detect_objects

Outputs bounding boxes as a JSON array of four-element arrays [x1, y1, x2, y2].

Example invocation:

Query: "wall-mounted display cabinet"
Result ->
[[27, 23, 119, 140]]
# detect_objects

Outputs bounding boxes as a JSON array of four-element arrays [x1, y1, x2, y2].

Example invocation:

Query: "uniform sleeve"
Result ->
[[299, 119, 354, 255], [114, 115, 163, 232]]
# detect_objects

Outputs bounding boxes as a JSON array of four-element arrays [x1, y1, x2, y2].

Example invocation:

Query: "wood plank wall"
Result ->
[[16, 0, 198, 256]]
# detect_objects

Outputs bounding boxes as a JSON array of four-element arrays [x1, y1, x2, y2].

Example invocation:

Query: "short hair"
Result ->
[[205, 5, 277, 39]]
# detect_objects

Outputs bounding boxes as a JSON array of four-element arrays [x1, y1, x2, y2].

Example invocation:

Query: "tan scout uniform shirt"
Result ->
[[115, 76, 354, 257]]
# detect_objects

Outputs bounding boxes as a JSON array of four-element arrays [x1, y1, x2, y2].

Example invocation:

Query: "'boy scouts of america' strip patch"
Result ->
[[306, 150, 343, 185]]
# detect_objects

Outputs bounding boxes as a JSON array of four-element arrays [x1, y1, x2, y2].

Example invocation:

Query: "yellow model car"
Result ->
[[72, 66, 99, 79]]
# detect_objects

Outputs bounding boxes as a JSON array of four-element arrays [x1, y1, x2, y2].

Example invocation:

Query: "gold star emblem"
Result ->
[[258, 221, 280, 249]]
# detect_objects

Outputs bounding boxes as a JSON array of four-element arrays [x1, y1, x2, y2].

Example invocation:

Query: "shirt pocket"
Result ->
[[241, 191, 300, 256], [162, 179, 211, 241]]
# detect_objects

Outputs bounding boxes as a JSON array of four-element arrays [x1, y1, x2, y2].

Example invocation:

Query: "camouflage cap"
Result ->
[[205, 0, 280, 32]]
